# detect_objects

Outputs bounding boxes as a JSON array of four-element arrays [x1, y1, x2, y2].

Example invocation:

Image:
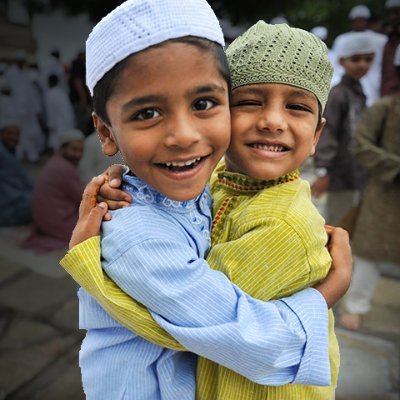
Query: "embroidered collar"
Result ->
[[216, 169, 300, 193], [122, 171, 210, 212]]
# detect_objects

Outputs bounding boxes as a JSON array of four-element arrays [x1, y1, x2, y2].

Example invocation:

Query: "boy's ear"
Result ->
[[92, 112, 119, 156], [310, 117, 326, 156]]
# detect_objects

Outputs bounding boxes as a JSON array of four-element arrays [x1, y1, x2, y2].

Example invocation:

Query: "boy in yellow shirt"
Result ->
[[63, 20, 349, 400]]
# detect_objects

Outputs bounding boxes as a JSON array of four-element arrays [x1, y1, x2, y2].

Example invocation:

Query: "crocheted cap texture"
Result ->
[[226, 21, 333, 110], [86, 0, 224, 95]]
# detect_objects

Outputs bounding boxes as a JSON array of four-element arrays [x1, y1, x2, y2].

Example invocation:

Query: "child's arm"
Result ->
[[315, 225, 352, 308], [61, 179, 351, 387]]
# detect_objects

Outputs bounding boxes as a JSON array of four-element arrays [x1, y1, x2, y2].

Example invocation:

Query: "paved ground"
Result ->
[[0, 159, 398, 399]]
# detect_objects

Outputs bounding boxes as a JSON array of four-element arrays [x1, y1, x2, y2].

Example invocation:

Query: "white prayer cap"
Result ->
[[348, 5, 371, 19], [335, 31, 376, 58], [394, 45, 400, 66], [311, 26, 328, 41], [386, 0, 400, 8], [86, 0, 225, 95], [59, 129, 85, 146]]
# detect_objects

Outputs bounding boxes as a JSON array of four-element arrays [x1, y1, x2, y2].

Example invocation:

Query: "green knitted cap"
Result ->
[[226, 21, 333, 110]]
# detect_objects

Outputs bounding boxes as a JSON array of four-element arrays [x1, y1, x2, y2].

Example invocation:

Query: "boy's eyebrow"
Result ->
[[121, 84, 226, 113], [188, 83, 227, 96], [122, 95, 166, 113], [290, 89, 316, 100], [232, 87, 262, 95]]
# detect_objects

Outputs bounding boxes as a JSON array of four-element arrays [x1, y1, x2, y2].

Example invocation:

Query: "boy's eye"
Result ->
[[134, 108, 160, 120], [231, 100, 261, 107], [193, 99, 216, 111], [288, 104, 311, 112]]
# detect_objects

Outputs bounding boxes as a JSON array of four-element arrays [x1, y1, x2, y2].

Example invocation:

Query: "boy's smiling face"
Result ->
[[94, 42, 231, 201], [225, 83, 325, 180]]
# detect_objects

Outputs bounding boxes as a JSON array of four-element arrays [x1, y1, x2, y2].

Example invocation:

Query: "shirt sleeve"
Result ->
[[60, 236, 184, 351], [105, 225, 330, 386], [145, 218, 330, 385]]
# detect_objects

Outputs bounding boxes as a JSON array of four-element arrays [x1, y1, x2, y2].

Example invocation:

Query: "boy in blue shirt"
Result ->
[[61, 0, 352, 398]]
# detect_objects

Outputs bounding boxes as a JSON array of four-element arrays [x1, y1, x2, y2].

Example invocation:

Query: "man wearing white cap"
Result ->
[[22, 129, 84, 252], [331, 5, 387, 105], [312, 32, 375, 227]]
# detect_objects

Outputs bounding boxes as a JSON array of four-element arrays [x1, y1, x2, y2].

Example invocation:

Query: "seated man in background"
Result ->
[[22, 129, 84, 252], [0, 119, 33, 226]]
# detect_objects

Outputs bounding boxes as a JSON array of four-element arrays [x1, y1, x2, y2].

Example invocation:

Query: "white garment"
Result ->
[[0, 93, 19, 121], [40, 55, 67, 91], [45, 85, 76, 150], [343, 256, 400, 314], [4, 64, 45, 161], [331, 30, 388, 106]]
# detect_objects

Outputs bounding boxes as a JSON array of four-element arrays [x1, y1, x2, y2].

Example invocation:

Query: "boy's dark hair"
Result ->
[[93, 36, 231, 125]]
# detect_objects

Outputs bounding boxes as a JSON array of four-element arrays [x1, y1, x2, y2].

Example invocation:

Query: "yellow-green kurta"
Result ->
[[196, 165, 339, 399], [60, 165, 339, 400]]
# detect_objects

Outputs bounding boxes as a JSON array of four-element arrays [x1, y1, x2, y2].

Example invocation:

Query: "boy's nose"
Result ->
[[256, 109, 287, 133], [165, 115, 201, 147]]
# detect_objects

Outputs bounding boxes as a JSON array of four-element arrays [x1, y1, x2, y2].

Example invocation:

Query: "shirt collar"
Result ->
[[122, 170, 209, 212]]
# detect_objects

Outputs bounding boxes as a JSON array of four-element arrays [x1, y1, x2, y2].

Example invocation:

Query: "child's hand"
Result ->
[[314, 226, 352, 308], [97, 164, 132, 210], [69, 176, 109, 249]]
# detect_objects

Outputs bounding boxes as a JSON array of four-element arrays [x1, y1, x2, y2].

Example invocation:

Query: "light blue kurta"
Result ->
[[78, 172, 330, 400]]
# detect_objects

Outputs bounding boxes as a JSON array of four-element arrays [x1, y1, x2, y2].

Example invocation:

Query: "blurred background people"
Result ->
[[69, 51, 92, 135], [339, 47, 400, 331], [78, 130, 123, 184], [312, 31, 376, 226], [0, 77, 19, 121], [45, 73, 76, 151], [22, 129, 85, 253], [0, 120, 33, 226], [4, 50, 45, 162], [331, 4, 387, 105], [380, 0, 400, 96]]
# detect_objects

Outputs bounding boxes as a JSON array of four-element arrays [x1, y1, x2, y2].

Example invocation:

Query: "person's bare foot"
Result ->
[[339, 312, 362, 331]]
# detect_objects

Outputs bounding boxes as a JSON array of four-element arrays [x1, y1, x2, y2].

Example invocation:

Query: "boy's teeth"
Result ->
[[165, 157, 201, 167], [252, 144, 285, 152]]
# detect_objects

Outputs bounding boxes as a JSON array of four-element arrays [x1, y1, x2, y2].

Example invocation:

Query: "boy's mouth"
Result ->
[[155, 156, 205, 172], [248, 143, 289, 152]]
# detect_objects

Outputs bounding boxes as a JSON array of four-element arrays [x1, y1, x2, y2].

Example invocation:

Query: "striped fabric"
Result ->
[[195, 165, 339, 399], [60, 171, 332, 399]]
